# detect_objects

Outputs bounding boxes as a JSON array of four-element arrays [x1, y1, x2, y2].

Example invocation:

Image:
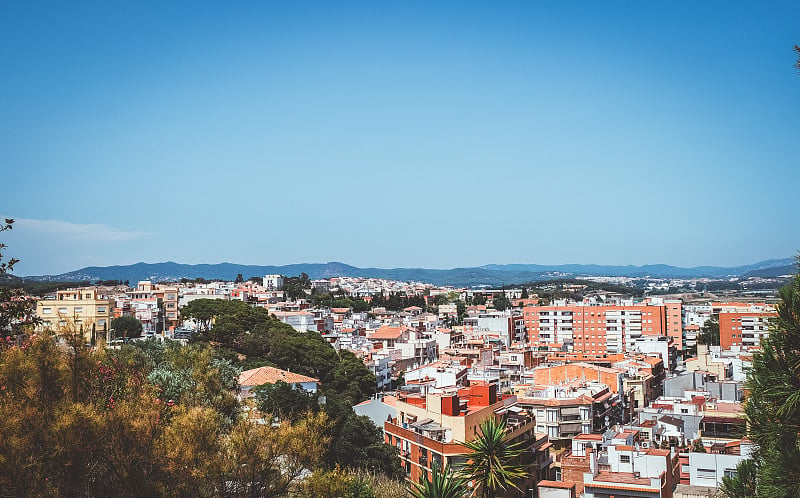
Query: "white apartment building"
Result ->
[[263, 274, 284, 290]]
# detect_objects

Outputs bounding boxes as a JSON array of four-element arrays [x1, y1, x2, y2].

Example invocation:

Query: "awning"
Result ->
[[562, 407, 580, 416], [412, 418, 433, 427]]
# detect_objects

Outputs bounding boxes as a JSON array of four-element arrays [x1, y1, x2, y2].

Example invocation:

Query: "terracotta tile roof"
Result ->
[[575, 433, 603, 440], [538, 480, 576, 489], [370, 325, 408, 340], [238, 366, 318, 387]]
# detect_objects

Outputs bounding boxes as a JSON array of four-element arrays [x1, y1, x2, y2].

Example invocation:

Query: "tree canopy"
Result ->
[[740, 259, 800, 497], [0, 218, 39, 336], [697, 317, 720, 346], [111, 315, 143, 339]]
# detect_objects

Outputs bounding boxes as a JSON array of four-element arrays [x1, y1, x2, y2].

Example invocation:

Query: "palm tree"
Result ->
[[410, 462, 469, 498], [458, 417, 527, 498]]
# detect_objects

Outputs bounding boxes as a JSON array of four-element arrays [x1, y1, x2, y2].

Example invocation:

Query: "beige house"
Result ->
[[37, 287, 115, 340]]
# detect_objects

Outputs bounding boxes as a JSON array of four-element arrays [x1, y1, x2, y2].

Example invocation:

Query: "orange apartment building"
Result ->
[[384, 383, 552, 495], [719, 310, 777, 350], [523, 301, 683, 355]]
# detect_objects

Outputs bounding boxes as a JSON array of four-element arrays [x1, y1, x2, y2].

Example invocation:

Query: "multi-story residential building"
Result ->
[[271, 310, 317, 332], [718, 309, 777, 350], [613, 356, 666, 409], [263, 274, 284, 290], [404, 360, 468, 390], [126, 281, 180, 331], [365, 354, 392, 392], [523, 301, 683, 354], [462, 310, 526, 347], [516, 381, 624, 439], [562, 429, 681, 498], [36, 287, 115, 339], [384, 383, 552, 493]]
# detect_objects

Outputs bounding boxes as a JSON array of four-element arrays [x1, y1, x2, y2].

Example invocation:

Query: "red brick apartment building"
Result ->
[[384, 383, 552, 496], [523, 301, 683, 354], [719, 310, 777, 350]]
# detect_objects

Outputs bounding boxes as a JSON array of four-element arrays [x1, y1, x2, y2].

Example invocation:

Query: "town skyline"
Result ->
[[3, 2, 800, 275]]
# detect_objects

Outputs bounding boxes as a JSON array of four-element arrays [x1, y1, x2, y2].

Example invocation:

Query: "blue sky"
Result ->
[[2, 1, 799, 275]]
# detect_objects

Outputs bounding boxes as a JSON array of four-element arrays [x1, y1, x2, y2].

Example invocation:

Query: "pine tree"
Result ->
[[741, 257, 800, 497]]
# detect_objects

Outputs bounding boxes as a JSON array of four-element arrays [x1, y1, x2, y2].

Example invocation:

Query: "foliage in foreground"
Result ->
[[458, 417, 526, 498], [740, 258, 800, 498], [410, 463, 469, 498], [0, 334, 399, 496]]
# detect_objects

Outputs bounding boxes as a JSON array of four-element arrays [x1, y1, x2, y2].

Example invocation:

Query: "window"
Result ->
[[548, 426, 558, 438], [42, 308, 52, 314], [724, 468, 737, 479], [58, 307, 68, 313], [74, 307, 83, 313], [98, 307, 106, 313], [620, 455, 630, 463], [697, 468, 716, 480]]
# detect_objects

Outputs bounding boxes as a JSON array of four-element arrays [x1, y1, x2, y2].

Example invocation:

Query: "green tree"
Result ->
[[220, 410, 331, 497], [697, 317, 720, 346], [0, 219, 39, 338], [493, 292, 510, 312], [323, 400, 404, 479], [111, 315, 144, 340], [458, 417, 526, 498], [742, 259, 800, 497], [434, 294, 450, 306], [283, 273, 311, 300], [720, 458, 757, 498], [327, 349, 377, 404], [411, 462, 469, 498], [254, 380, 318, 421], [180, 298, 227, 332]]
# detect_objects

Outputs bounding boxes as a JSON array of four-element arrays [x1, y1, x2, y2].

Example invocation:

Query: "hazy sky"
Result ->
[[2, 1, 799, 275]]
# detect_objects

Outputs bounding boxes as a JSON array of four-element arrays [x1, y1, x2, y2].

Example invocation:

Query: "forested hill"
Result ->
[[19, 258, 795, 287]]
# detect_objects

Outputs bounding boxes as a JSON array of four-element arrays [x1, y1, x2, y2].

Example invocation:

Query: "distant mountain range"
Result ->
[[20, 258, 795, 287]]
